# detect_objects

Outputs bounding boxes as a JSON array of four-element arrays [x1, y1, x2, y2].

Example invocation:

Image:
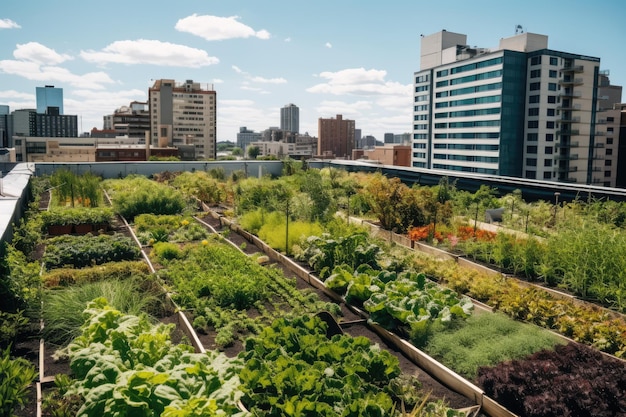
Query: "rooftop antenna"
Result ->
[[515, 24, 524, 35]]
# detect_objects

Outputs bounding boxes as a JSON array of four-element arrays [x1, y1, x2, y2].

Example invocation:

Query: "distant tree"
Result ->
[[231, 147, 243, 156], [248, 146, 261, 159]]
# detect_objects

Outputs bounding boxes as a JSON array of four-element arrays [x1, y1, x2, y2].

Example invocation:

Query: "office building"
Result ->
[[280, 103, 299, 133], [36, 85, 64, 115], [413, 30, 621, 185], [318, 114, 355, 158], [149, 79, 216, 160], [237, 127, 262, 151], [0, 105, 9, 148]]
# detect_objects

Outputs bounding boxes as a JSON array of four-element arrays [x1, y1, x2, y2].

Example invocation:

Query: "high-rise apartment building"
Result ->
[[280, 103, 299, 134], [149, 79, 216, 160], [111, 101, 150, 141], [413, 30, 621, 185], [318, 114, 355, 158], [36, 85, 64, 115]]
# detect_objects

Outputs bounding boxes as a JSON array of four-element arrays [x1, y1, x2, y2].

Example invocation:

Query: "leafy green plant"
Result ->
[[43, 233, 141, 270], [63, 298, 246, 417], [0, 345, 37, 417], [152, 241, 183, 261]]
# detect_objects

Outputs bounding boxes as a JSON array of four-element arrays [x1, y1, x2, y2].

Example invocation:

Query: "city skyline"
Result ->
[[1, 0, 624, 142]]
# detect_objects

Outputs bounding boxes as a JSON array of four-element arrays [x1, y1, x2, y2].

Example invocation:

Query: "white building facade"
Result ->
[[413, 30, 616, 185]]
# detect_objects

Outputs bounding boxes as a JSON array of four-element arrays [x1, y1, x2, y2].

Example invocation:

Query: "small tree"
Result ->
[[247, 146, 260, 159]]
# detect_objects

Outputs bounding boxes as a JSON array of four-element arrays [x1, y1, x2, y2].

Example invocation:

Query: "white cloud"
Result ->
[[249, 76, 287, 84], [213, 78, 224, 84], [307, 68, 411, 97], [0, 90, 34, 100], [175, 14, 270, 41], [316, 100, 372, 117], [0, 19, 20, 29], [232, 65, 243, 73], [325, 42, 332, 49], [284, 37, 291, 42], [80, 39, 218, 67], [0, 59, 115, 89], [13, 42, 72, 65]]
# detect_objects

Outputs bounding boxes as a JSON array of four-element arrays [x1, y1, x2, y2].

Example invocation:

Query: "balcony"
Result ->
[[562, 65, 584, 73], [596, 118, 607, 124], [595, 131, 606, 136], [559, 91, 582, 98], [595, 143, 605, 148], [557, 103, 581, 111], [557, 165, 578, 173], [559, 116, 580, 124], [555, 154, 579, 161], [559, 78, 584, 86], [557, 129, 580, 136], [556, 141, 579, 149]]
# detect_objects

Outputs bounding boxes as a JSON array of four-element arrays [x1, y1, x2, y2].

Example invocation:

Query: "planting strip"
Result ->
[[202, 209, 524, 416]]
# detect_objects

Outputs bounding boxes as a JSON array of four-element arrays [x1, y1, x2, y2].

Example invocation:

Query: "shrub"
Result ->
[[0, 345, 37, 417], [152, 241, 183, 261]]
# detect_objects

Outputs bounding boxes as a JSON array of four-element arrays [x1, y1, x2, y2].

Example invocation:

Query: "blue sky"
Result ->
[[1, 0, 624, 143]]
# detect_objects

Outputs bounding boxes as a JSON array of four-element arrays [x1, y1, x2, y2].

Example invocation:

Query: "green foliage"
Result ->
[[0, 244, 41, 313], [424, 312, 563, 379], [41, 261, 150, 288], [49, 169, 103, 208], [258, 217, 323, 254], [64, 299, 245, 417], [239, 315, 401, 416], [43, 233, 141, 270], [0, 345, 37, 417], [153, 242, 183, 261], [294, 232, 382, 279], [0, 311, 30, 350], [170, 171, 226, 205], [103, 176, 188, 220], [42, 207, 114, 227]]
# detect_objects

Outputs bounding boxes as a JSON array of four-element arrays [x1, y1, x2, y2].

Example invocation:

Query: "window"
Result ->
[[437, 69, 449, 77], [530, 69, 541, 78], [605, 171, 612, 178], [549, 70, 558, 78], [550, 57, 558, 66], [547, 95, 557, 103], [608, 127, 614, 132], [607, 117, 615, 122], [605, 160, 612, 166], [543, 172, 552, 179], [415, 85, 429, 92], [415, 74, 429, 83], [548, 83, 557, 91], [527, 145, 538, 154], [547, 108, 555, 116], [528, 120, 539, 128], [436, 80, 449, 87], [606, 148, 613, 156], [607, 138, 614, 145], [436, 91, 449, 98], [546, 133, 554, 142], [528, 108, 539, 116], [544, 159, 552, 167], [529, 95, 540, 103], [531, 56, 542, 65], [527, 133, 538, 141], [526, 170, 537, 179], [545, 146, 553, 154], [526, 158, 537, 166], [546, 121, 555, 129], [530, 82, 541, 91]]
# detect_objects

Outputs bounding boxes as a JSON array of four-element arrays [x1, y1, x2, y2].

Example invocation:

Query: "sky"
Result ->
[[1, 0, 624, 143]]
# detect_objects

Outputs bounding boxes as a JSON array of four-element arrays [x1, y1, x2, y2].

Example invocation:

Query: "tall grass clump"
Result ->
[[41, 278, 163, 346]]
